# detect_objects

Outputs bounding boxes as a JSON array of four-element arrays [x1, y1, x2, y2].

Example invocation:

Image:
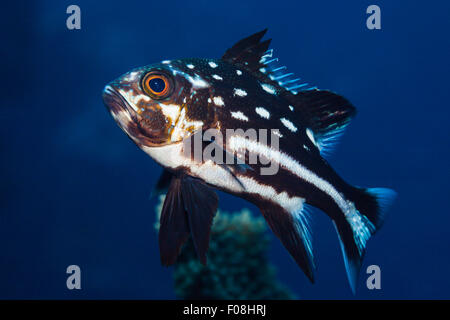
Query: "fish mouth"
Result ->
[[102, 84, 143, 144], [102, 85, 137, 120]]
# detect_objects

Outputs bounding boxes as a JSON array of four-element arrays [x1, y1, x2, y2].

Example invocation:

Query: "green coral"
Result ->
[[155, 195, 295, 300]]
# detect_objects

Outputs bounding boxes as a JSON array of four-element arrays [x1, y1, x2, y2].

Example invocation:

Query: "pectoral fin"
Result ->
[[151, 169, 173, 197]]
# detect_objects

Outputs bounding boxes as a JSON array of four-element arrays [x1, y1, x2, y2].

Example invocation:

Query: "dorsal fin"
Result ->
[[298, 90, 356, 134], [222, 29, 271, 74], [258, 49, 317, 93], [222, 29, 316, 92], [283, 89, 356, 156], [223, 30, 356, 156]]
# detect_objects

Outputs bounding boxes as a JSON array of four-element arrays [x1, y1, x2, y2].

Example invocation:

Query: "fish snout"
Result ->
[[102, 85, 126, 114]]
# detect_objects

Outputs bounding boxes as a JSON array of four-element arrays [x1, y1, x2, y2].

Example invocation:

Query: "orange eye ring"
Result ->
[[142, 72, 172, 99]]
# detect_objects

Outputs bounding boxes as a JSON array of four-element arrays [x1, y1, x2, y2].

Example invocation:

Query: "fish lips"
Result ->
[[102, 84, 143, 141], [102, 85, 136, 119]]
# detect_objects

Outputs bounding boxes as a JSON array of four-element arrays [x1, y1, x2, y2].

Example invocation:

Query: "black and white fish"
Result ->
[[102, 29, 396, 292]]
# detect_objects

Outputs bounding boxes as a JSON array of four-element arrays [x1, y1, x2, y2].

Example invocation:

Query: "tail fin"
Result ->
[[334, 187, 396, 293]]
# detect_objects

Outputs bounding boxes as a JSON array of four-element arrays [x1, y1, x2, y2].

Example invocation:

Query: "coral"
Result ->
[[155, 195, 295, 299]]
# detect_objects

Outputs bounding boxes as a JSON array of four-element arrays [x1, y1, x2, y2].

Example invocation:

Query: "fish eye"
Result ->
[[149, 78, 166, 93], [142, 72, 173, 99]]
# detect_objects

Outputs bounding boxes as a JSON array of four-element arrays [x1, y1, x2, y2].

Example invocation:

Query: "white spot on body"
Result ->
[[207, 98, 212, 103], [212, 74, 223, 81], [261, 83, 277, 95], [187, 74, 210, 89], [280, 117, 298, 132], [255, 107, 270, 119], [208, 61, 218, 68], [236, 70, 242, 75], [169, 68, 210, 90], [213, 96, 225, 106], [162, 60, 171, 64], [289, 105, 294, 111], [233, 88, 247, 97], [230, 111, 249, 122], [306, 128, 318, 147], [187, 64, 195, 69]]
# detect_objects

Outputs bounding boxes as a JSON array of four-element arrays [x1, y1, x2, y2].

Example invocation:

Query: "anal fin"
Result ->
[[332, 218, 362, 294], [259, 202, 315, 283]]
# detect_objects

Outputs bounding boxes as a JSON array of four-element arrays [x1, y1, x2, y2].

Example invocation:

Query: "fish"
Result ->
[[102, 29, 396, 292]]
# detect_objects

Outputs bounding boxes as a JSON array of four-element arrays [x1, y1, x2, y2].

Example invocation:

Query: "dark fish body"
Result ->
[[102, 30, 396, 292]]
